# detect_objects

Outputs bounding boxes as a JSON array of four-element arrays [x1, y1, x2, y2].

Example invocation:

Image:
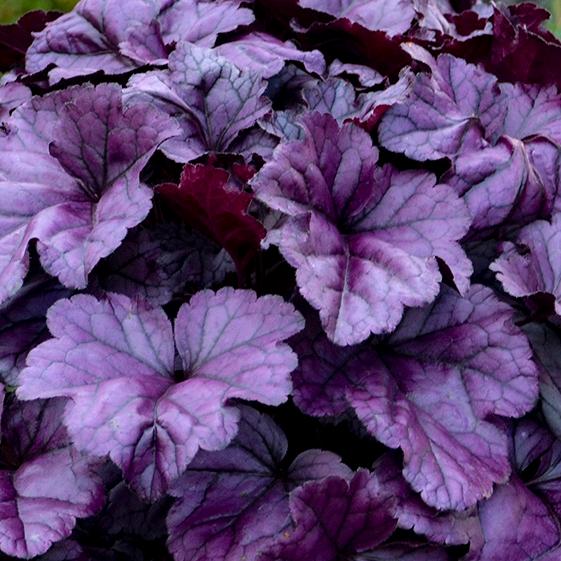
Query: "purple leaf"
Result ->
[[18, 289, 304, 501], [0, 83, 30, 119], [94, 224, 233, 306], [25, 0, 165, 83], [0, 84, 178, 303], [491, 216, 561, 313], [499, 83, 561, 144], [259, 470, 396, 561], [125, 42, 270, 163], [472, 419, 561, 561], [379, 53, 506, 160], [445, 137, 555, 235], [0, 398, 104, 559], [215, 32, 325, 79], [252, 113, 471, 345], [25, 0, 253, 84], [291, 285, 538, 509], [372, 453, 483, 547], [0, 274, 69, 386], [157, 0, 254, 48], [328, 59, 384, 88], [298, 0, 416, 36], [167, 405, 351, 561]]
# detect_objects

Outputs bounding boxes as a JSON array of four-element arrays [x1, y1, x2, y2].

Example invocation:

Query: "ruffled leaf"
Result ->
[[253, 113, 471, 345], [167, 405, 351, 561], [125, 42, 270, 163], [291, 285, 538, 509], [0, 84, 178, 303], [18, 289, 304, 500]]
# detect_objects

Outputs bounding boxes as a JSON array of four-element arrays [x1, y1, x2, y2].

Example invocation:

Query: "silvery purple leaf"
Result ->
[[25, 0, 166, 83], [372, 454, 483, 547], [157, 0, 254, 48], [328, 59, 384, 88], [491, 216, 561, 313], [471, 420, 561, 561], [499, 83, 561, 144], [0, 84, 178, 303], [259, 470, 397, 561], [291, 285, 538, 510], [125, 42, 270, 163], [25, 0, 254, 84], [0, 83, 30, 119], [0, 398, 104, 559], [379, 53, 506, 160], [445, 137, 555, 235], [215, 32, 325, 79], [167, 405, 351, 561], [298, 0, 416, 36], [252, 113, 471, 345], [18, 289, 304, 501]]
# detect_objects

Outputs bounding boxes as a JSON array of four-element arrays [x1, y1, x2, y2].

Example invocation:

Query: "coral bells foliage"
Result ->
[[3, 1, 561, 560]]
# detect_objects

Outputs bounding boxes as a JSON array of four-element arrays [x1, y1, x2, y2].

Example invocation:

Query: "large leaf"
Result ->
[[25, 0, 254, 84], [215, 32, 325, 79], [253, 112, 471, 345], [291, 286, 538, 509], [0, 84, 178, 304], [125, 42, 271, 163], [167, 405, 351, 561], [18, 289, 304, 501]]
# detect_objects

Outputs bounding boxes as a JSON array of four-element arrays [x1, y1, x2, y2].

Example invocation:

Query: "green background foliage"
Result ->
[[0, 0, 559, 34]]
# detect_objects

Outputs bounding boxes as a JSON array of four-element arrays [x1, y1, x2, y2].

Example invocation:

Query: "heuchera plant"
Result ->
[[1, 0, 561, 559]]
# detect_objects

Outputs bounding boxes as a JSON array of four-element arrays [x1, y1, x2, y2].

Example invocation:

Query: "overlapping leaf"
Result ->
[[379, 51, 506, 160], [470, 420, 561, 561], [125, 42, 271, 163], [167, 405, 350, 561], [25, 0, 254, 84], [0, 83, 178, 304], [491, 216, 561, 312], [291, 285, 537, 509], [298, 0, 416, 36], [94, 224, 233, 305], [18, 289, 304, 501], [253, 112, 471, 345], [158, 164, 265, 278], [0, 273, 69, 386]]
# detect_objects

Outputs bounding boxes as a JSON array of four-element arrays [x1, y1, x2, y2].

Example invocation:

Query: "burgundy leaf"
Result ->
[[158, 164, 265, 278]]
